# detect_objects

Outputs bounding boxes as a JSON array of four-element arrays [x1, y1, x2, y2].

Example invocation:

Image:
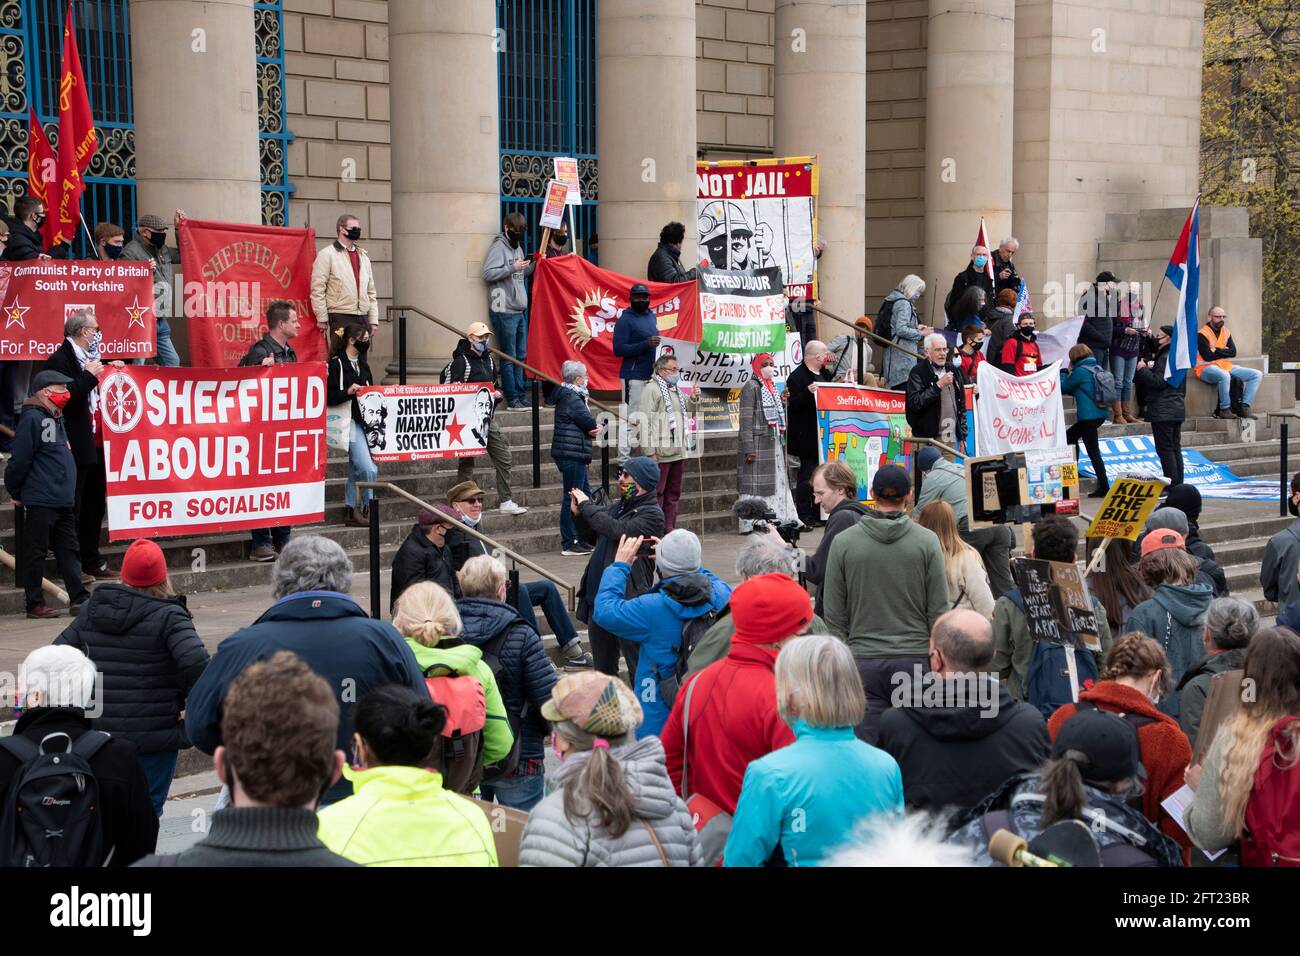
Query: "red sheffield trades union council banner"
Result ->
[[0, 261, 156, 360], [179, 217, 322, 368], [100, 364, 327, 540]]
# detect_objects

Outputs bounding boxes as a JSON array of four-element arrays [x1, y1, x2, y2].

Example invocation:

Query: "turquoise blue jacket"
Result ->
[[723, 721, 903, 867], [1060, 356, 1112, 423], [593, 562, 731, 738]]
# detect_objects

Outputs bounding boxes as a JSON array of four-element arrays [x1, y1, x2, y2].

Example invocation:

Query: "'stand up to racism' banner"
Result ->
[[353, 384, 490, 463], [974, 361, 1067, 454], [0, 262, 156, 360], [179, 218, 321, 368], [527, 255, 702, 392], [100, 365, 327, 540], [696, 156, 818, 299]]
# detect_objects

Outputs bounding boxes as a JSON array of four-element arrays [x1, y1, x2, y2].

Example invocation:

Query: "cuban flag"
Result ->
[[1164, 198, 1201, 386]]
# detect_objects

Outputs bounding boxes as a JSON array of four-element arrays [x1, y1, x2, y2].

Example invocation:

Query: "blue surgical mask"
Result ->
[[973, 256, 988, 269], [473, 339, 487, 353], [665, 373, 680, 387]]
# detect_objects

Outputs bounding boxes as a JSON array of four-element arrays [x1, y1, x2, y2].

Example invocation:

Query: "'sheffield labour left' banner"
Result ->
[[527, 255, 701, 392], [354, 384, 489, 463], [0, 261, 156, 360], [697, 266, 786, 353], [179, 218, 321, 368], [100, 364, 327, 540]]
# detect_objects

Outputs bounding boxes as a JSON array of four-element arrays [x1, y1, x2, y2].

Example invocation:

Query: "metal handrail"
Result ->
[[357, 480, 576, 619], [809, 303, 925, 361], [1265, 412, 1298, 516]]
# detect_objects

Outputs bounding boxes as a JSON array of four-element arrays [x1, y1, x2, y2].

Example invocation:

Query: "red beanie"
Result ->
[[731, 573, 813, 645], [121, 538, 167, 588]]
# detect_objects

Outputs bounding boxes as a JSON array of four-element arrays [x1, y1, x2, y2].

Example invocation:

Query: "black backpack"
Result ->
[[0, 730, 110, 867], [653, 609, 723, 711], [477, 631, 523, 784], [875, 296, 897, 341]]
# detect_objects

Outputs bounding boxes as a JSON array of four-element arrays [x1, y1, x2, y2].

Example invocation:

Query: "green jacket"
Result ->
[[915, 458, 967, 524], [318, 764, 499, 867], [686, 607, 829, 676], [992, 595, 1113, 701], [823, 509, 949, 657], [405, 638, 514, 765]]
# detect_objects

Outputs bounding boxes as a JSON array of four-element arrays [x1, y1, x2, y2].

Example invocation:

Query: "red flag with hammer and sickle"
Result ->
[[52, 0, 97, 247], [26, 107, 58, 249]]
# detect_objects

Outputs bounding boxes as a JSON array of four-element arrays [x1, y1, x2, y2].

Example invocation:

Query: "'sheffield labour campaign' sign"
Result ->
[[101, 364, 327, 540], [697, 266, 786, 353], [353, 384, 489, 463], [0, 261, 156, 360]]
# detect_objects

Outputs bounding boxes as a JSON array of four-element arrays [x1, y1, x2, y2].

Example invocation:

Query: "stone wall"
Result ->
[[696, 0, 775, 160]]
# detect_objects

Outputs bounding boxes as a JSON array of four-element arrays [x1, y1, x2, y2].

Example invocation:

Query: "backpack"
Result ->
[[422, 662, 488, 795], [875, 295, 898, 342], [0, 730, 110, 867], [653, 609, 722, 711], [1087, 364, 1118, 405], [477, 631, 524, 784], [1006, 589, 1102, 718], [1240, 715, 1300, 867]]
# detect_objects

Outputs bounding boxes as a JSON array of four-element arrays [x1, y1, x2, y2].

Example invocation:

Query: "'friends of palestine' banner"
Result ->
[[697, 266, 786, 354]]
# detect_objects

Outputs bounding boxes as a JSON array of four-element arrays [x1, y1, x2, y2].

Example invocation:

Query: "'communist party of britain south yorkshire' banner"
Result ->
[[178, 218, 322, 368], [0, 261, 156, 360], [100, 364, 327, 540], [527, 255, 702, 393], [354, 384, 490, 463]]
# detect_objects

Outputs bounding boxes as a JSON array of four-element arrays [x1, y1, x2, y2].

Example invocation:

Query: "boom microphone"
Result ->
[[732, 496, 774, 522]]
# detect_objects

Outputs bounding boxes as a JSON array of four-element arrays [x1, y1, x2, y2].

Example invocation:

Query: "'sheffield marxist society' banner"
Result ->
[[0, 261, 156, 360], [354, 384, 490, 463], [179, 218, 322, 368], [100, 364, 327, 540]]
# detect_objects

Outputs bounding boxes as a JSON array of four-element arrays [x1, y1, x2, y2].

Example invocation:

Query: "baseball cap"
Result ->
[[541, 671, 643, 737], [872, 464, 911, 502], [1053, 708, 1146, 784], [466, 322, 491, 338], [1140, 528, 1185, 558]]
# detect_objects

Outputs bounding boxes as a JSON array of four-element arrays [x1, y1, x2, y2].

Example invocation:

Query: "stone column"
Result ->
[[387, 0, 500, 376], [598, 0, 698, 278], [774, 0, 866, 333], [924, 0, 1014, 316], [130, 0, 263, 359]]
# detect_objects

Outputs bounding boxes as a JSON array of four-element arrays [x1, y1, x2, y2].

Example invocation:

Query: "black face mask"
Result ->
[[630, 297, 651, 312], [506, 229, 523, 245], [355, 339, 371, 355], [345, 226, 362, 242], [1018, 327, 1036, 340], [148, 231, 167, 249], [103, 244, 124, 260], [34, 213, 46, 227]]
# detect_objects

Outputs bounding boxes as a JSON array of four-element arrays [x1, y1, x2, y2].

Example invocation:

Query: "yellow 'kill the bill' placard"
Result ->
[[1085, 478, 1168, 541]]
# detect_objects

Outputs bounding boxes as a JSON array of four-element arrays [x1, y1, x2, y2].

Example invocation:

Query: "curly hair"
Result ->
[[1102, 632, 1173, 698], [1031, 515, 1078, 564]]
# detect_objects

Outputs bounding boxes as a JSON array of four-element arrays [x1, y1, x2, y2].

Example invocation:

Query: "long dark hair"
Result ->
[[331, 320, 368, 358], [1038, 752, 1090, 826], [1086, 537, 1151, 632]]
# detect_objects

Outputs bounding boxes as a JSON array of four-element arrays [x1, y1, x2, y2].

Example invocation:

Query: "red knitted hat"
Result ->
[[121, 538, 167, 588], [731, 573, 813, 645]]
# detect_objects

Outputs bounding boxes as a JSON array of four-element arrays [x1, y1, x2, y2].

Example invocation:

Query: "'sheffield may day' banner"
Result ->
[[697, 266, 786, 353]]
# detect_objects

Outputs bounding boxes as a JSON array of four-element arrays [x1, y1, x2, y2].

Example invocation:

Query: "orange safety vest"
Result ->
[[1194, 324, 1233, 379]]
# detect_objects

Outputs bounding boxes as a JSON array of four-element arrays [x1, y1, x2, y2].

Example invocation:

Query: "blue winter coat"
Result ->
[[455, 597, 558, 759], [593, 564, 731, 738], [724, 721, 904, 867], [550, 384, 598, 464], [1060, 356, 1111, 423], [3, 400, 76, 508], [612, 307, 659, 382], [183, 591, 428, 804]]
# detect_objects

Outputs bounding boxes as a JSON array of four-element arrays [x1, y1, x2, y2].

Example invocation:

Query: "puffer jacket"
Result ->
[[550, 383, 598, 463], [4, 399, 76, 508], [317, 764, 498, 866], [1175, 646, 1248, 753], [446, 336, 500, 387], [404, 638, 515, 766], [518, 735, 700, 867], [948, 771, 1184, 867], [1124, 582, 1213, 719], [54, 584, 209, 753], [455, 597, 557, 759], [594, 564, 732, 737]]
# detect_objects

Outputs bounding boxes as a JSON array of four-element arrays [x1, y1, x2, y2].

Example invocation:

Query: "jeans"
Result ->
[[1066, 418, 1109, 491], [154, 319, 180, 367], [656, 459, 685, 531], [19, 505, 87, 610], [489, 311, 528, 404], [346, 419, 378, 508], [516, 580, 578, 648], [1109, 353, 1138, 402], [1198, 364, 1262, 409], [1091, 346, 1109, 370], [480, 764, 545, 812], [1151, 420, 1184, 485], [137, 750, 179, 817], [556, 458, 590, 546], [251, 525, 292, 550]]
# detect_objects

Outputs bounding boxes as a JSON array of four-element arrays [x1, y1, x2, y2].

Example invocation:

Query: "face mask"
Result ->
[[103, 244, 124, 260], [345, 226, 362, 242], [148, 231, 167, 249], [664, 373, 680, 387], [619, 479, 635, 499], [972, 256, 988, 269], [355, 339, 370, 355], [1019, 326, 1036, 338], [473, 339, 488, 353], [761, 366, 775, 380], [34, 213, 46, 227], [552, 234, 567, 247], [630, 298, 650, 312], [87, 331, 102, 355], [506, 229, 522, 245], [47, 390, 71, 410]]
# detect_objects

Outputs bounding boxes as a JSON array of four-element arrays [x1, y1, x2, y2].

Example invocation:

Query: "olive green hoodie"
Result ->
[[822, 508, 949, 657], [404, 638, 515, 765]]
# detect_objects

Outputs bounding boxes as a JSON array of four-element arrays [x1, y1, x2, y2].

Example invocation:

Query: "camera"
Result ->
[[733, 498, 802, 545]]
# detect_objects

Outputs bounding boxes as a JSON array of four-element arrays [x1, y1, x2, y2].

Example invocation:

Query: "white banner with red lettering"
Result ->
[[974, 361, 1068, 454], [100, 364, 327, 540], [356, 384, 489, 463]]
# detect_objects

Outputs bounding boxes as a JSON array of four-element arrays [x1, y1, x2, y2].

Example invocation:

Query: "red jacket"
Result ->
[[660, 642, 795, 814], [1048, 681, 1192, 850], [1000, 334, 1042, 376]]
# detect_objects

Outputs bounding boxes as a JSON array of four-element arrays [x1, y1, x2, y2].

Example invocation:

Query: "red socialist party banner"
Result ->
[[178, 217, 321, 368], [100, 364, 327, 541], [526, 255, 701, 392], [0, 261, 155, 360]]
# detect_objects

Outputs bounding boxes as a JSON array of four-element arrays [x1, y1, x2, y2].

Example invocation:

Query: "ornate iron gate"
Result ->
[[255, 0, 292, 227]]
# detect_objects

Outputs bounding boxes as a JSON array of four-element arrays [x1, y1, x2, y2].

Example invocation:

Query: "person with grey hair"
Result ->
[[686, 529, 828, 675], [552, 359, 599, 555], [992, 237, 1021, 296], [638, 350, 700, 531], [120, 209, 184, 366], [0, 645, 158, 866], [905, 331, 966, 453], [786, 339, 833, 525], [1178, 596, 1260, 749], [882, 274, 930, 389], [183, 535, 428, 806]]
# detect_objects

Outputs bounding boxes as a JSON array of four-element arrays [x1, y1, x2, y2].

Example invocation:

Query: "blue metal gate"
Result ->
[[496, 0, 598, 255]]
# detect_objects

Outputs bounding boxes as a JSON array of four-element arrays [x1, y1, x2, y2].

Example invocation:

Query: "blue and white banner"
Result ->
[[1078, 434, 1276, 501]]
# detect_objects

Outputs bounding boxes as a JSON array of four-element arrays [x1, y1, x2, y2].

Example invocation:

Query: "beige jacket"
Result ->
[[947, 548, 995, 618], [638, 376, 700, 463], [310, 241, 379, 326]]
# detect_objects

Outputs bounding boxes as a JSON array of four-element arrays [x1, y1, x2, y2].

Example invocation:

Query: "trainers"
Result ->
[[26, 604, 60, 619], [562, 541, 594, 556], [499, 499, 528, 515], [561, 645, 595, 670], [250, 544, 276, 562], [1212, 406, 1238, 420]]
